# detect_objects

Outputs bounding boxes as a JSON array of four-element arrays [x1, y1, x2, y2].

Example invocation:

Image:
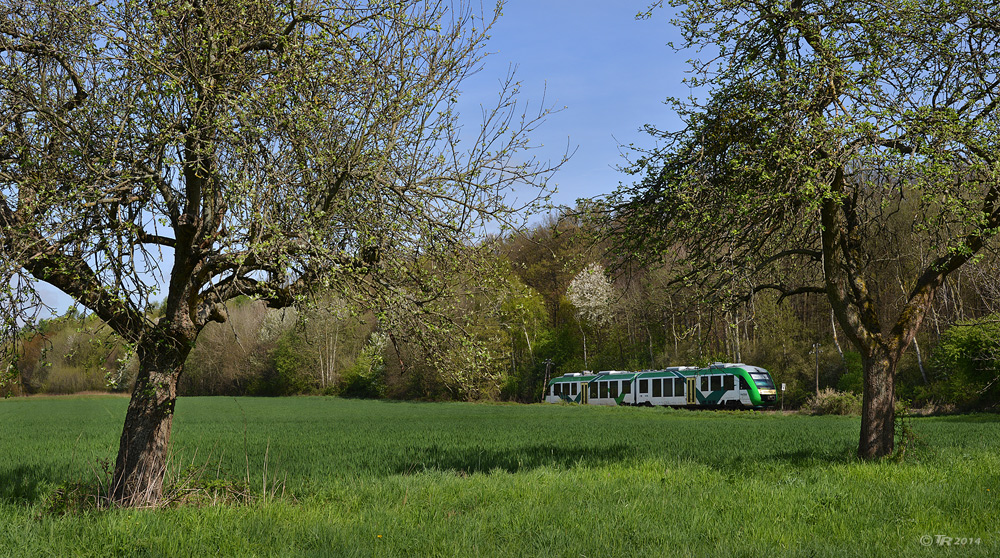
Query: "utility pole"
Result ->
[[811, 342, 821, 395]]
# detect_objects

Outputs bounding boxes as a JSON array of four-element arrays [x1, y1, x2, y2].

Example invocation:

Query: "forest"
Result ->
[[7, 205, 998, 413]]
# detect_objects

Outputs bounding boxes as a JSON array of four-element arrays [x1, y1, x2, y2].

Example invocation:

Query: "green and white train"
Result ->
[[544, 363, 777, 408]]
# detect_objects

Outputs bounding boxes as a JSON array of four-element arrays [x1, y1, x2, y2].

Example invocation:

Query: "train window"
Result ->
[[622, 381, 631, 395], [652, 379, 661, 397], [675, 378, 684, 395], [639, 379, 648, 393], [751, 372, 775, 389], [610, 382, 619, 398], [739, 377, 749, 390], [590, 382, 598, 398], [664, 378, 673, 397], [600, 382, 608, 398], [711, 375, 722, 391], [571, 383, 578, 396], [724, 375, 734, 391], [701, 376, 708, 391]]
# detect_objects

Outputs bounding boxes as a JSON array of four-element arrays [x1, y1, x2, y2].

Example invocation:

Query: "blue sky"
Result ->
[[35, 1, 694, 316], [460, 0, 690, 209]]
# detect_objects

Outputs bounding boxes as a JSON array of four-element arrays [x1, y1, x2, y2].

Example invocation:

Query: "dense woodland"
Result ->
[[7, 207, 999, 411]]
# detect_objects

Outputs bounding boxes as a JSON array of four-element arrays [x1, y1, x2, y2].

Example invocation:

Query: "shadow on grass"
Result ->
[[661, 445, 861, 475], [392, 443, 633, 475], [928, 413, 1000, 423], [387, 440, 866, 477], [0, 465, 57, 505]]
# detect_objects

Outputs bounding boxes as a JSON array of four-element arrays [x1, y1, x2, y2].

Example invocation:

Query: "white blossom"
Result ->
[[566, 263, 614, 326]]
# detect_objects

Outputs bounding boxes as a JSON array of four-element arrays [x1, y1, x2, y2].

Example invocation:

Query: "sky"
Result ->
[[458, 0, 691, 209], [34, 1, 696, 316]]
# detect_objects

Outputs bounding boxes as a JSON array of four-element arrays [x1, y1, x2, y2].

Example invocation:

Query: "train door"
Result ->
[[685, 377, 697, 405], [738, 375, 751, 406], [581, 382, 588, 404]]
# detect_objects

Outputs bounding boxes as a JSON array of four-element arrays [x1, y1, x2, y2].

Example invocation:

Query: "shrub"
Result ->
[[251, 333, 315, 396], [800, 388, 863, 415], [836, 351, 863, 394], [927, 317, 1000, 410], [336, 334, 387, 399]]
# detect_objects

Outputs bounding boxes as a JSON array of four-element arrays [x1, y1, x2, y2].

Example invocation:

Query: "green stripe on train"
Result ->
[[696, 389, 728, 405]]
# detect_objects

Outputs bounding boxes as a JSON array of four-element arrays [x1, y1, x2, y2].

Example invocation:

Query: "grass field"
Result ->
[[0, 396, 996, 557]]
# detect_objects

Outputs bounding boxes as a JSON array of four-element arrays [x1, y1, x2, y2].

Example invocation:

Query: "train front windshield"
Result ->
[[750, 372, 775, 390]]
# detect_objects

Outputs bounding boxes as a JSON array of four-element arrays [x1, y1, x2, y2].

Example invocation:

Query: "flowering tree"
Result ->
[[566, 263, 614, 368]]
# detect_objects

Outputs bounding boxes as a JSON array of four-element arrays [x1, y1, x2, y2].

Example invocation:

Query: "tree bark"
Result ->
[[110, 329, 191, 507], [858, 349, 896, 459], [821, 166, 901, 460]]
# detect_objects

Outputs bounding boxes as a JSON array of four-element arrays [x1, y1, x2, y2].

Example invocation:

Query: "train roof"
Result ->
[[549, 372, 598, 383], [548, 364, 772, 384]]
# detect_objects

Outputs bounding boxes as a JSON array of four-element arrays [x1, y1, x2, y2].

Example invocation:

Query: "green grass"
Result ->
[[0, 396, 997, 557]]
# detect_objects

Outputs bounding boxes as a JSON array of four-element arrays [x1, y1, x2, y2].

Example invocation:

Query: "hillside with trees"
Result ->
[[8, 209, 999, 416]]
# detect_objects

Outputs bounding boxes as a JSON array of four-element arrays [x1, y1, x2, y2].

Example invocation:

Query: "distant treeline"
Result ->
[[6, 210, 1000, 410]]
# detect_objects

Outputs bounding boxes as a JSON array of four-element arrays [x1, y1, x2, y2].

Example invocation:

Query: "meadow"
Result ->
[[0, 396, 996, 557]]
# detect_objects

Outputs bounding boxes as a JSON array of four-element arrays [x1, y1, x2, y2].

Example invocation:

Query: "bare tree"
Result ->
[[1, 0, 559, 505]]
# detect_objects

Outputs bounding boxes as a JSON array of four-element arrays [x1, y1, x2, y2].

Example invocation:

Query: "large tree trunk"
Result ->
[[858, 350, 896, 459], [110, 330, 191, 507]]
